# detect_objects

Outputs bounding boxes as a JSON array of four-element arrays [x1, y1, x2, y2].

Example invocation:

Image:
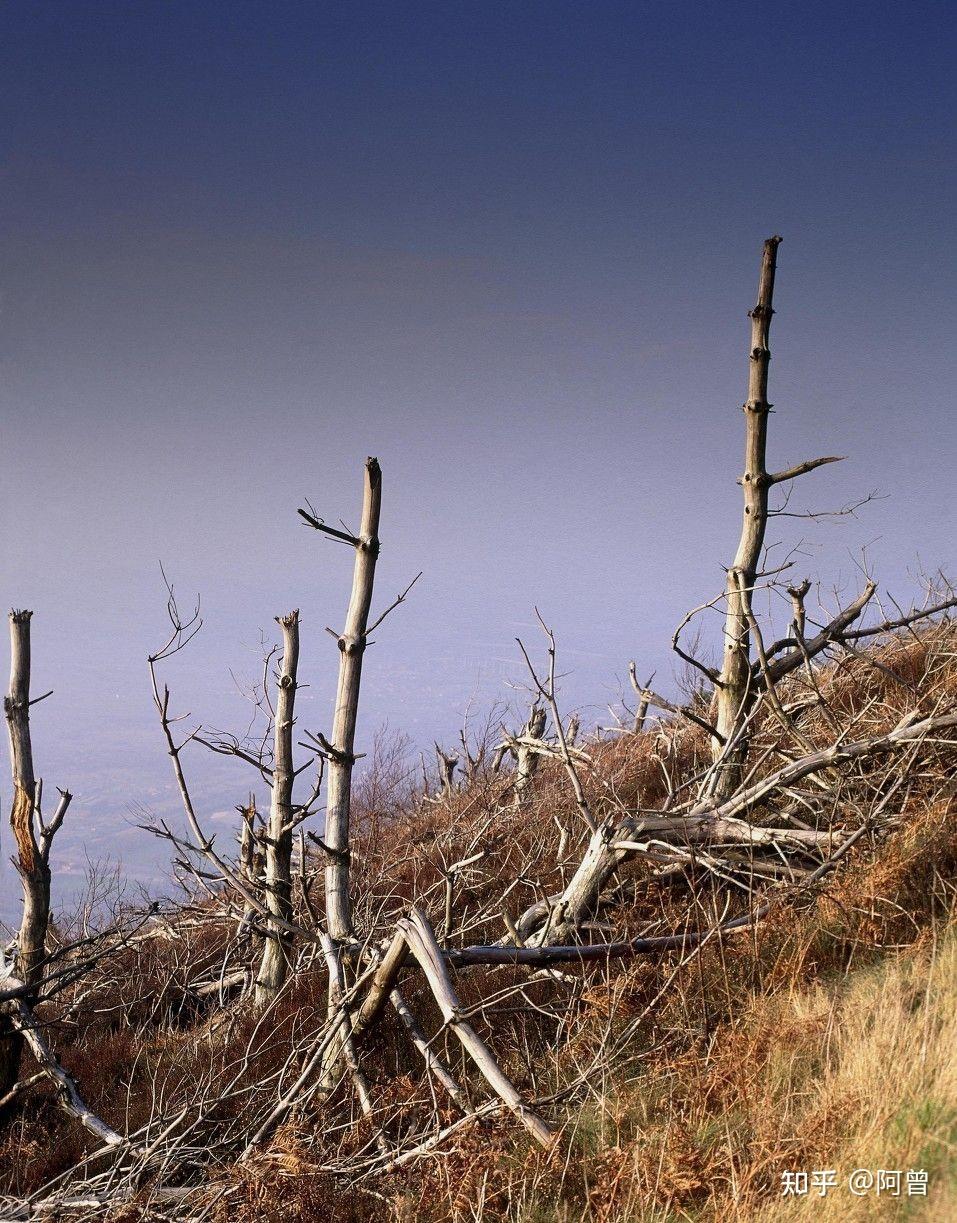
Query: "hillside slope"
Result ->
[[1, 624, 955, 1221]]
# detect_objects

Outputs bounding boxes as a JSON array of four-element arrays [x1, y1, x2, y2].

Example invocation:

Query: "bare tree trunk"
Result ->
[[709, 236, 782, 797], [255, 611, 300, 1008], [324, 458, 382, 944], [512, 705, 546, 809], [628, 664, 654, 732], [237, 794, 261, 937], [6, 613, 46, 988], [2, 611, 71, 1104], [434, 744, 458, 796]]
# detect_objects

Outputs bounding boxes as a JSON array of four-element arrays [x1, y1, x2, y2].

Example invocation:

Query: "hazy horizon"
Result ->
[[1, 1, 954, 916]]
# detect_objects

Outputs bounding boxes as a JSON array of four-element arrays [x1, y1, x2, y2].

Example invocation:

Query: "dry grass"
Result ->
[[1, 625, 955, 1219], [567, 910, 957, 1222], [387, 787, 957, 1222]]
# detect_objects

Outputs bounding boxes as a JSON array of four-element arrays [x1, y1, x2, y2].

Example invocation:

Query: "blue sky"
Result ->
[[1, 1, 954, 911]]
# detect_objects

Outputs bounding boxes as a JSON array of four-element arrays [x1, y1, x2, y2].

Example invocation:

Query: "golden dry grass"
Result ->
[[2, 625, 956, 1220]]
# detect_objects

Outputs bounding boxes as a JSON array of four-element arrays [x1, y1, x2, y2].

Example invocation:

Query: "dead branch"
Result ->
[[399, 909, 554, 1147], [5, 983, 124, 1148]]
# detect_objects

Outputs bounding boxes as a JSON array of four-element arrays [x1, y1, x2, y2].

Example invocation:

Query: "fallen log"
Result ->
[[399, 908, 554, 1147]]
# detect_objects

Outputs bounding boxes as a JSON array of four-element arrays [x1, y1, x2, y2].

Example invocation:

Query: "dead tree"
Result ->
[[255, 611, 300, 1009], [629, 662, 718, 741], [398, 909, 554, 1146], [3, 988, 124, 1147], [300, 457, 382, 944], [707, 236, 845, 796], [678, 239, 957, 804], [511, 704, 546, 808], [148, 586, 325, 966], [1, 611, 71, 1101], [300, 458, 427, 1091], [458, 724, 486, 783], [434, 743, 459, 797], [510, 704, 957, 948]]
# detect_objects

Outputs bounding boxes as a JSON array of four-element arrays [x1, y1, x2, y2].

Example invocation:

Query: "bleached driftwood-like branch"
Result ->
[[313, 457, 382, 945]]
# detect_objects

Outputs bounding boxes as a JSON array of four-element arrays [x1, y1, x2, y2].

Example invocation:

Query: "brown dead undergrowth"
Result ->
[[2, 625, 956, 1220]]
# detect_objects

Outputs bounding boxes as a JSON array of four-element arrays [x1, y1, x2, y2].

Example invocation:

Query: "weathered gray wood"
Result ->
[[513, 705, 546, 808], [401, 908, 554, 1147], [2, 612, 72, 1103], [516, 709, 957, 946], [434, 743, 459, 796], [453, 913, 757, 967], [324, 458, 382, 943], [388, 987, 467, 1107], [6, 612, 46, 989], [452, 810, 895, 970], [6, 988, 125, 1147], [255, 610, 300, 1008], [353, 929, 409, 1035], [319, 934, 390, 1155], [762, 581, 877, 685], [710, 237, 782, 796], [352, 933, 466, 1104], [237, 794, 261, 937]]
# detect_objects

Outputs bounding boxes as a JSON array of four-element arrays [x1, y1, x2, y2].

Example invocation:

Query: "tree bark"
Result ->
[[513, 705, 546, 809], [324, 458, 382, 943], [255, 611, 300, 1008], [353, 929, 408, 1036], [6, 612, 49, 989], [1, 612, 48, 1102], [710, 236, 782, 797]]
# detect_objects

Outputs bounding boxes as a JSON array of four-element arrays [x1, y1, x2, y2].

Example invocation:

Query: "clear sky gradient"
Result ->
[[1, 1, 954, 909]]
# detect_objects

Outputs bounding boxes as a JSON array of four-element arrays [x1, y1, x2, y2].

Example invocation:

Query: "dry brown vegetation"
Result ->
[[2, 624, 956, 1220]]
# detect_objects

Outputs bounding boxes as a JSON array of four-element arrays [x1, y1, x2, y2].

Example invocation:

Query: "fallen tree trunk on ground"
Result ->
[[513, 709, 957, 944]]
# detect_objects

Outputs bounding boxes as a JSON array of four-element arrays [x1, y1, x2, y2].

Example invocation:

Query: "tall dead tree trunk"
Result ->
[[705, 236, 847, 798], [323, 458, 382, 944], [709, 237, 782, 797], [255, 611, 300, 1008], [1, 611, 71, 1102], [6, 612, 45, 988]]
